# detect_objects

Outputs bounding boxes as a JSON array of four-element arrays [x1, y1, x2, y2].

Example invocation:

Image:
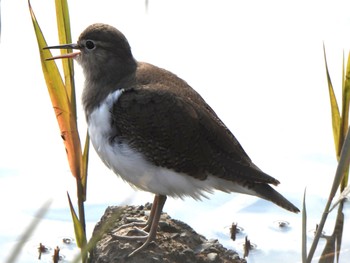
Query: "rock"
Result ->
[[207, 252, 218, 261], [89, 205, 246, 263]]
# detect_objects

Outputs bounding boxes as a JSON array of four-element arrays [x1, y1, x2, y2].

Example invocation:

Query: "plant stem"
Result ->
[[306, 128, 350, 262], [77, 176, 87, 262]]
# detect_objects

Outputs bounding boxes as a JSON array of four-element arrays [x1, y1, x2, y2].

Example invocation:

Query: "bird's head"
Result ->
[[45, 23, 136, 82]]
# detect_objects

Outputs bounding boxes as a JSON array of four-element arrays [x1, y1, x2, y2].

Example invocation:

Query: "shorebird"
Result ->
[[46, 23, 299, 257]]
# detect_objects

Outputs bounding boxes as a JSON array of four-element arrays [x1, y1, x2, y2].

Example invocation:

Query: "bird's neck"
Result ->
[[82, 59, 137, 118]]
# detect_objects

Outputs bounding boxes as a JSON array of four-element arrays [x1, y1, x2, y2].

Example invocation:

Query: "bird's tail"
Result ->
[[252, 183, 300, 213]]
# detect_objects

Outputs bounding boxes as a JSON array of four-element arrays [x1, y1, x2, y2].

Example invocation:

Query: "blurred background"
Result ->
[[0, 0, 349, 262]]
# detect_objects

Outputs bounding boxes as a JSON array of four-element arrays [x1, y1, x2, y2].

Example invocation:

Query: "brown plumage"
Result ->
[[45, 23, 299, 257]]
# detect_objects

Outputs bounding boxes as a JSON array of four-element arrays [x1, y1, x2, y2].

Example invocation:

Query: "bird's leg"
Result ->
[[111, 194, 167, 254], [112, 194, 159, 237], [128, 194, 167, 257], [141, 194, 159, 232]]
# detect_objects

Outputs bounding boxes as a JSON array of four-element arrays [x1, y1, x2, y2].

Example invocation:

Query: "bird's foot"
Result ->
[[111, 216, 155, 257], [112, 224, 156, 257], [113, 232, 155, 257], [112, 226, 149, 240], [111, 195, 167, 257], [114, 217, 149, 233]]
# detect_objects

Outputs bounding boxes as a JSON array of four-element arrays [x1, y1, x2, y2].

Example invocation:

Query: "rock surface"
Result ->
[[89, 204, 246, 263]]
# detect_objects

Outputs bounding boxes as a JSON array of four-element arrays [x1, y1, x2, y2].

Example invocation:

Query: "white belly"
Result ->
[[88, 90, 255, 200]]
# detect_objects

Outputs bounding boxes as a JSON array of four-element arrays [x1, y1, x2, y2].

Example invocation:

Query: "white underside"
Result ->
[[88, 90, 256, 200]]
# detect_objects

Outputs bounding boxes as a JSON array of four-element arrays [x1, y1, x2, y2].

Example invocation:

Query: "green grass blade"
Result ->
[[55, 0, 76, 117], [67, 192, 87, 249], [339, 50, 350, 190], [5, 200, 52, 263], [342, 51, 350, 140], [323, 44, 341, 156], [71, 207, 124, 263], [327, 128, 350, 205], [301, 188, 307, 263], [307, 128, 350, 261], [335, 202, 344, 263], [319, 201, 344, 263], [329, 185, 350, 212], [81, 133, 90, 201], [55, 0, 72, 46]]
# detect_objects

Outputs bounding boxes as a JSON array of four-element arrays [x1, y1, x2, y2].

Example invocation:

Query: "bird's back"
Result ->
[[115, 62, 279, 185]]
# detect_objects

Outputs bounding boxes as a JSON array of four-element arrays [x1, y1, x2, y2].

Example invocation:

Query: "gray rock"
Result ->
[[89, 205, 246, 263]]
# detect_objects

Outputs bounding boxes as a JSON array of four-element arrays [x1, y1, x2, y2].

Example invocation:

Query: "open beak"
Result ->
[[44, 43, 81, 60]]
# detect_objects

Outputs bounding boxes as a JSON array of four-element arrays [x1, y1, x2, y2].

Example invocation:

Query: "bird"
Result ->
[[45, 23, 299, 257]]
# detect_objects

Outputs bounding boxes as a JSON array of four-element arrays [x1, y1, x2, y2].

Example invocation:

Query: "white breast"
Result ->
[[87, 89, 255, 200]]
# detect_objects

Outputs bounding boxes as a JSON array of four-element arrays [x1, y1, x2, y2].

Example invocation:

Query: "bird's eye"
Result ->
[[85, 40, 96, 50]]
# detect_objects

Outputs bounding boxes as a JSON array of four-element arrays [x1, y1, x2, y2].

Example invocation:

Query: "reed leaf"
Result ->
[[323, 44, 341, 156], [71, 207, 124, 263], [81, 133, 90, 200], [29, 1, 89, 261], [306, 128, 350, 262], [301, 188, 307, 263], [28, 0, 83, 180], [55, 0, 75, 110], [339, 50, 350, 190], [329, 185, 350, 212], [67, 192, 87, 250]]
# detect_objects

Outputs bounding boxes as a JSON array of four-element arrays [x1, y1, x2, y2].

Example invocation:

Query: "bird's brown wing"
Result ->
[[111, 86, 279, 185]]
